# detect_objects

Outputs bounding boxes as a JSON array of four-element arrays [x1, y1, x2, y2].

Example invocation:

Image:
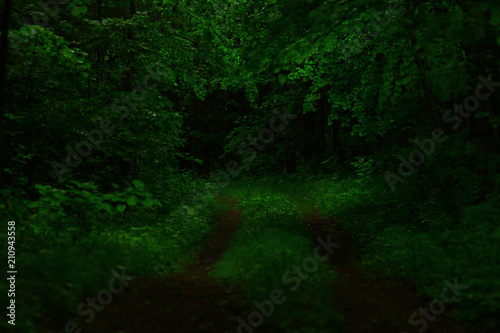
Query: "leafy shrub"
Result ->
[[27, 180, 160, 240]]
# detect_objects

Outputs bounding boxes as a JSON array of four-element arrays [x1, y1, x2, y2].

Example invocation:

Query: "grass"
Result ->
[[0, 201, 218, 333], [305, 174, 500, 328], [219, 174, 500, 329], [6, 173, 499, 332], [212, 180, 340, 332]]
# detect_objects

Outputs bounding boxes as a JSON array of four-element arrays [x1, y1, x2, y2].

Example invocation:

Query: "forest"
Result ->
[[1, 0, 500, 332]]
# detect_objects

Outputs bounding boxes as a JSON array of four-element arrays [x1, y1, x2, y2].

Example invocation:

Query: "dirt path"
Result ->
[[82, 197, 243, 333], [37, 196, 488, 333], [304, 208, 484, 333]]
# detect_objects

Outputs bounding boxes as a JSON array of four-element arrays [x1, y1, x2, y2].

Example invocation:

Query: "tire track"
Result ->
[[81, 197, 244, 333], [304, 207, 482, 333]]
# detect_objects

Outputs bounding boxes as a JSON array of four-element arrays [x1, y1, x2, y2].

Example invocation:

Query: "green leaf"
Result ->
[[127, 196, 137, 206], [278, 74, 287, 85], [133, 180, 145, 189], [102, 204, 113, 214], [71, 6, 88, 16], [117, 204, 127, 212], [143, 198, 156, 208]]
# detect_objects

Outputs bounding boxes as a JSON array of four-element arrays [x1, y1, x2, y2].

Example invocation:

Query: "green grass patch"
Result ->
[[0, 201, 218, 333], [307, 174, 500, 328], [212, 181, 340, 332]]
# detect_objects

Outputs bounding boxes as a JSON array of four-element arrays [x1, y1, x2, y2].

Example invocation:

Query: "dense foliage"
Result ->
[[1, 0, 499, 331]]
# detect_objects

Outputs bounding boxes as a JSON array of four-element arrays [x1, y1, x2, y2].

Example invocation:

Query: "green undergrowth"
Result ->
[[307, 174, 500, 328], [0, 189, 218, 333], [211, 181, 340, 332]]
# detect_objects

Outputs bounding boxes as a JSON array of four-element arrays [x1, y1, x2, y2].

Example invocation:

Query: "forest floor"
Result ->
[[83, 197, 244, 333], [303, 208, 476, 333], [40, 196, 487, 333]]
